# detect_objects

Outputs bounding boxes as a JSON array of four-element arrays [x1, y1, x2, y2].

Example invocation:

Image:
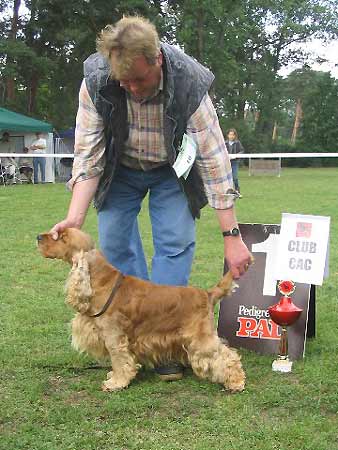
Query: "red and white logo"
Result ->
[[296, 222, 312, 238]]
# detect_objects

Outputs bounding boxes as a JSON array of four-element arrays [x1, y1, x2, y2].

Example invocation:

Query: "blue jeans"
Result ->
[[98, 165, 195, 286], [230, 160, 240, 192], [33, 157, 46, 183]]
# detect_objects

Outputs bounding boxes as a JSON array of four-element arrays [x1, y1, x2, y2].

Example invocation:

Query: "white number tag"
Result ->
[[173, 134, 197, 179]]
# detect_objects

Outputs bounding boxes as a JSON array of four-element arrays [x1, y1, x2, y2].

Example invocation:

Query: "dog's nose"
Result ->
[[36, 234, 43, 242]]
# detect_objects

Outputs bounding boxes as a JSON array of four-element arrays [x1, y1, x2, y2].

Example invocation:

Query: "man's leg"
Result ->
[[97, 166, 149, 279], [40, 157, 46, 183], [230, 160, 240, 192], [148, 166, 195, 381], [148, 166, 195, 286], [33, 158, 39, 184]]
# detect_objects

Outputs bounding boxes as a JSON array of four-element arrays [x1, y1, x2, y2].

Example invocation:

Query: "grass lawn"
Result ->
[[1, 167, 337, 450]]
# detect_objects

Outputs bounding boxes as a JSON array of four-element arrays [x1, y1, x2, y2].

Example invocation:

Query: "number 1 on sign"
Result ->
[[252, 234, 280, 296]]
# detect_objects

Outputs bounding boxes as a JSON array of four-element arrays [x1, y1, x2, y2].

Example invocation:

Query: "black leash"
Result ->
[[89, 272, 124, 318]]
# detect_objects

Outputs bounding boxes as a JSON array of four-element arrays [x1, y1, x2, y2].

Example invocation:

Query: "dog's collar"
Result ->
[[89, 272, 124, 318]]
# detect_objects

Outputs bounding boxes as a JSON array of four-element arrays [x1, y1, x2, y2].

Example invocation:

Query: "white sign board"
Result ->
[[274, 213, 330, 285]]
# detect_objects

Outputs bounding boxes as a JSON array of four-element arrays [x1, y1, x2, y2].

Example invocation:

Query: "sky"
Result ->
[[279, 39, 338, 79]]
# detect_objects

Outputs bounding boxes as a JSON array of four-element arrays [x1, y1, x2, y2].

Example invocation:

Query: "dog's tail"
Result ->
[[207, 271, 238, 307]]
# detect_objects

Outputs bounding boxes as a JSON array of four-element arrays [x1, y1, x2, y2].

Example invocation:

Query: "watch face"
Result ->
[[231, 227, 240, 236]]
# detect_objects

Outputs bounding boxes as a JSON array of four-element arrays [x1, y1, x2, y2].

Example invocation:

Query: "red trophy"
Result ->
[[268, 281, 303, 373]]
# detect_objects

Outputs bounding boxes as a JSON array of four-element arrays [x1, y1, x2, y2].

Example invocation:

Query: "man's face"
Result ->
[[113, 53, 163, 101]]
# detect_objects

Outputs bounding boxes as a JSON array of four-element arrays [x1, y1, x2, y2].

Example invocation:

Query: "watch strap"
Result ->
[[222, 227, 240, 237]]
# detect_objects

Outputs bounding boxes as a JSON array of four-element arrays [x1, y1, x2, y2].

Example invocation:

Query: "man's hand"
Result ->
[[224, 237, 253, 279], [50, 218, 82, 241], [50, 176, 100, 240], [215, 207, 253, 279]]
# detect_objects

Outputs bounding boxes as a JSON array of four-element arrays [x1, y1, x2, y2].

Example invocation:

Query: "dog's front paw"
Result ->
[[226, 378, 245, 393], [102, 377, 130, 392], [228, 383, 245, 393], [106, 371, 113, 380]]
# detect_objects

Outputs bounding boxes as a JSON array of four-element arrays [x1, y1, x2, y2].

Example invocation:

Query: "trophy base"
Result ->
[[272, 358, 293, 373]]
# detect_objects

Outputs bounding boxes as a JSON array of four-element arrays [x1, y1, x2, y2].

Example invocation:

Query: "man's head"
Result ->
[[2, 132, 9, 142], [97, 16, 162, 101], [35, 132, 42, 138]]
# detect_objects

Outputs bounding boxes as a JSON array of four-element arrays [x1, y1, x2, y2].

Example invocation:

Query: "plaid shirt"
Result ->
[[70, 79, 234, 209]]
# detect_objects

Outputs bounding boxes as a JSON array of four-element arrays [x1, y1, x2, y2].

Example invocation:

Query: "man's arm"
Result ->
[[51, 176, 100, 238], [187, 94, 252, 278], [31, 141, 46, 150], [50, 79, 105, 238]]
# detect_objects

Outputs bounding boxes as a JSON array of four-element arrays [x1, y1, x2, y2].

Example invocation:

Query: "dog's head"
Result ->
[[37, 228, 95, 263]]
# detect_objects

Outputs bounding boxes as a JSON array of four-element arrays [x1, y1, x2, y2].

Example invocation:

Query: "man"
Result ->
[[29, 132, 47, 183], [51, 16, 252, 380]]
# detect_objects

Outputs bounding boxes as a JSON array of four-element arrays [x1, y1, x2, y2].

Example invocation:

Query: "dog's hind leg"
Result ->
[[187, 335, 245, 393], [102, 332, 140, 392]]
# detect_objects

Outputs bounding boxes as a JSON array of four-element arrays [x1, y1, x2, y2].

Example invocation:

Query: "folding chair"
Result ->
[[0, 159, 7, 186], [0, 158, 22, 185]]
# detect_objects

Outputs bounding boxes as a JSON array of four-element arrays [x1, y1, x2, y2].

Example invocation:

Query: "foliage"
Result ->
[[299, 71, 338, 151], [0, 0, 163, 128], [0, 0, 338, 145]]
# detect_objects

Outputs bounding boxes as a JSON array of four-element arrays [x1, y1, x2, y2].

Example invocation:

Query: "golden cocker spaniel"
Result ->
[[37, 228, 245, 393]]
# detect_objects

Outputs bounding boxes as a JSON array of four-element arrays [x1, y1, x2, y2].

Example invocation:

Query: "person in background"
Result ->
[[29, 132, 47, 183], [19, 147, 33, 183], [50, 16, 252, 381], [225, 128, 244, 198], [0, 132, 16, 181]]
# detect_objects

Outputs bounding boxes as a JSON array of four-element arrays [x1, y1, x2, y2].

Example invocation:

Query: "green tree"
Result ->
[[169, 0, 338, 150], [300, 71, 338, 151], [1, 0, 338, 138], [0, 0, 164, 128]]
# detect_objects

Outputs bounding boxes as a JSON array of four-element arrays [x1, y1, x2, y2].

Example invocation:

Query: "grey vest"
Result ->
[[83, 43, 215, 218]]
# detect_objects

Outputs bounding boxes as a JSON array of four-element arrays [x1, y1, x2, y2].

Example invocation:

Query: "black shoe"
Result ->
[[155, 363, 184, 381]]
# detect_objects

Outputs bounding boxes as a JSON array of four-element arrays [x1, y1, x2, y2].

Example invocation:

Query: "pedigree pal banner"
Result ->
[[218, 224, 312, 360]]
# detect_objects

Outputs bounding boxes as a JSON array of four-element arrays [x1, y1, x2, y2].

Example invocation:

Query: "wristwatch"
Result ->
[[222, 227, 240, 237]]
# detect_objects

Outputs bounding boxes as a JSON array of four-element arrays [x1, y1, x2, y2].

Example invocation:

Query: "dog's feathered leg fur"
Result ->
[[187, 336, 245, 392], [102, 331, 141, 392], [65, 251, 92, 314]]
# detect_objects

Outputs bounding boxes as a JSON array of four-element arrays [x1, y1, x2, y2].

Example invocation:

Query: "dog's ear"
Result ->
[[59, 229, 69, 243], [66, 250, 92, 313], [71, 250, 83, 267]]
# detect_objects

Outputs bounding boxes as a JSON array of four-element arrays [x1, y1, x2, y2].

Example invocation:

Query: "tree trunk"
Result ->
[[5, 0, 21, 103], [196, 8, 204, 60], [290, 98, 302, 145], [272, 121, 278, 143], [27, 73, 39, 114]]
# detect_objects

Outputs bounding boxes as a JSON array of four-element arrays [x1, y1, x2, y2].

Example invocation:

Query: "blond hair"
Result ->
[[96, 16, 160, 79]]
